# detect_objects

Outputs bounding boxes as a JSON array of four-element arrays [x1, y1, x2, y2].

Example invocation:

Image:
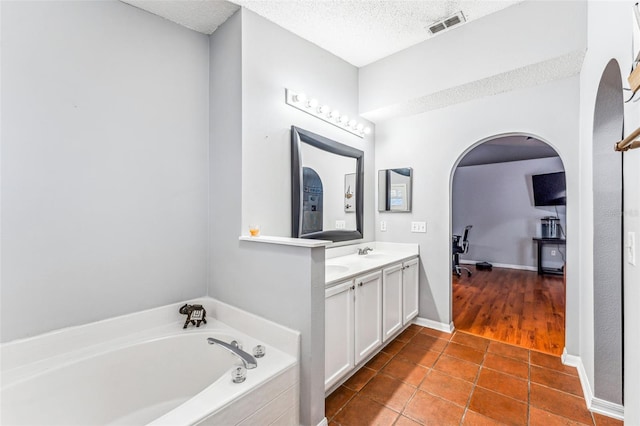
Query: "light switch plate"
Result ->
[[335, 220, 346, 229], [380, 221, 387, 231], [411, 221, 426, 233], [628, 231, 636, 266]]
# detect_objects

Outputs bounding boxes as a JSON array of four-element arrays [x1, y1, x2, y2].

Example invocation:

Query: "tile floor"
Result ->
[[325, 325, 622, 426]]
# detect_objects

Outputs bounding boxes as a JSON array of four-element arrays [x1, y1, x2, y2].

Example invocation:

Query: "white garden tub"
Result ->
[[0, 298, 300, 425]]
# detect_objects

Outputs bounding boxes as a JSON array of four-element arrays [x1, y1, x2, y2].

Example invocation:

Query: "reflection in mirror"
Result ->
[[302, 167, 323, 234], [378, 168, 413, 212], [344, 173, 356, 213], [292, 126, 363, 242]]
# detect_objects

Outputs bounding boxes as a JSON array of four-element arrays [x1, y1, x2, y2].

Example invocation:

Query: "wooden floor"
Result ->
[[452, 266, 565, 355]]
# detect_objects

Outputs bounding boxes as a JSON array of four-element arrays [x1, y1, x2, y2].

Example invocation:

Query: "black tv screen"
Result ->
[[532, 171, 566, 206]]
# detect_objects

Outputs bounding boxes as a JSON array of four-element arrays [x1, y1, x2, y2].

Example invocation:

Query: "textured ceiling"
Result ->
[[121, 0, 240, 34], [458, 135, 560, 167], [120, 0, 521, 67]]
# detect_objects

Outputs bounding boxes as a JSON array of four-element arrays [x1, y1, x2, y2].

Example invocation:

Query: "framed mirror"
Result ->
[[378, 168, 413, 212], [291, 126, 363, 242]]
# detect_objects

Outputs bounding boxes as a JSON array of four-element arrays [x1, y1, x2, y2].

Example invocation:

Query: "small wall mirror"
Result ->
[[291, 126, 363, 242], [378, 168, 413, 212]]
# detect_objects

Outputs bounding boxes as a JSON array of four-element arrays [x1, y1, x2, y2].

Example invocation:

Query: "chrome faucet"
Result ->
[[358, 247, 373, 255], [207, 337, 258, 369]]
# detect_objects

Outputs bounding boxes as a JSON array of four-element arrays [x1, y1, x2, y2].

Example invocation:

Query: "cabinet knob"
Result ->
[[350, 285, 355, 290], [358, 282, 363, 287]]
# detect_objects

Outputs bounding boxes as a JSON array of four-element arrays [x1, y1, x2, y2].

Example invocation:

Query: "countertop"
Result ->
[[325, 243, 419, 286]]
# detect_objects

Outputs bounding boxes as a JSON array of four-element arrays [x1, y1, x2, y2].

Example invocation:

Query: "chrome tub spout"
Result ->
[[207, 337, 258, 369]]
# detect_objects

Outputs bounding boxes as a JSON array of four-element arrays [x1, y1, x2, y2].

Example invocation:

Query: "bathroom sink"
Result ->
[[326, 265, 349, 274], [362, 253, 389, 260]]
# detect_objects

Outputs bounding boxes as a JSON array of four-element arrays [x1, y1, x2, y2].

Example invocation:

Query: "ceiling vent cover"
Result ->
[[428, 11, 466, 35]]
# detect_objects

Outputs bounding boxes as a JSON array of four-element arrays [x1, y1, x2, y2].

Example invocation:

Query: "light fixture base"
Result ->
[[285, 88, 369, 138]]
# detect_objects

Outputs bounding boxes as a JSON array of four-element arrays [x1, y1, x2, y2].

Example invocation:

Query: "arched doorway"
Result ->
[[592, 59, 624, 405], [450, 134, 566, 354]]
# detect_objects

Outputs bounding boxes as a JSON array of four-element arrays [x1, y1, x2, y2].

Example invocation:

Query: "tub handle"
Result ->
[[207, 337, 258, 369]]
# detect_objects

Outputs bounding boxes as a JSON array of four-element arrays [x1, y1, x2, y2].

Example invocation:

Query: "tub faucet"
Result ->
[[358, 247, 373, 255], [207, 337, 257, 369]]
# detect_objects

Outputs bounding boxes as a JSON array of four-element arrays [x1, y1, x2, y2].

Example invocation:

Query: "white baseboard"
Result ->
[[317, 417, 328, 426], [413, 317, 454, 333], [591, 397, 624, 420], [459, 259, 538, 272], [561, 349, 624, 421]]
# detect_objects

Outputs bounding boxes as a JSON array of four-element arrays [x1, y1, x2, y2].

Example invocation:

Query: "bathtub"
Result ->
[[1, 298, 300, 425]]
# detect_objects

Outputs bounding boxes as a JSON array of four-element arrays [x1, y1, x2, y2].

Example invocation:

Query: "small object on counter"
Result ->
[[249, 224, 260, 237]]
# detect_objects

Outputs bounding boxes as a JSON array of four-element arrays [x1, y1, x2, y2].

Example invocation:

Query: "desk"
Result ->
[[532, 238, 566, 276]]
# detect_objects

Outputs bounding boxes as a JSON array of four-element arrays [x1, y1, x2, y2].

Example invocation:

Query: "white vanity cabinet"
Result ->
[[382, 257, 420, 341], [324, 245, 419, 392], [382, 264, 404, 342], [324, 280, 355, 391], [353, 271, 383, 364], [402, 257, 419, 324], [324, 271, 382, 390]]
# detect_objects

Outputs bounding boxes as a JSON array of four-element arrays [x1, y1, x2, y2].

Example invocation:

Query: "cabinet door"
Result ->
[[354, 270, 383, 364], [382, 263, 403, 342], [402, 257, 419, 325], [325, 280, 354, 390]]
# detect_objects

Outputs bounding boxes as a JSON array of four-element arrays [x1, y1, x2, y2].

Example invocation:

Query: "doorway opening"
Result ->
[[450, 134, 566, 355]]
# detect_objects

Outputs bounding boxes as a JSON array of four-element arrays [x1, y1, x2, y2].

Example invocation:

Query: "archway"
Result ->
[[592, 59, 624, 405], [450, 134, 566, 354]]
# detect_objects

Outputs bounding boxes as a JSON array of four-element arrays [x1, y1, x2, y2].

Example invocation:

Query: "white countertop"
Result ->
[[325, 242, 419, 285]]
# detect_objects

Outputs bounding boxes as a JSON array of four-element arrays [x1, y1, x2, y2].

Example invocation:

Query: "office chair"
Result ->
[[452, 225, 473, 277]]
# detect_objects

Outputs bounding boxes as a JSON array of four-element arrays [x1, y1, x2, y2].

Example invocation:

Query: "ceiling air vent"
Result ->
[[427, 11, 466, 36]]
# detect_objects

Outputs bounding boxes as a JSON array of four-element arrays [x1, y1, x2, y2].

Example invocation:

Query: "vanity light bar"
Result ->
[[285, 88, 371, 138]]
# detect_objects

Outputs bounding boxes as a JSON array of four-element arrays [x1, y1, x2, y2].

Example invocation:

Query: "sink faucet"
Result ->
[[207, 337, 258, 369], [358, 247, 373, 255]]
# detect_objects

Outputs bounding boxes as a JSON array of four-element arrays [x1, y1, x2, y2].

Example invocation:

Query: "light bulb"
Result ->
[[357, 123, 365, 132], [340, 115, 349, 124], [293, 92, 307, 103], [318, 104, 330, 115], [307, 98, 319, 109], [364, 127, 372, 135], [348, 119, 357, 129], [329, 110, 340, 120]]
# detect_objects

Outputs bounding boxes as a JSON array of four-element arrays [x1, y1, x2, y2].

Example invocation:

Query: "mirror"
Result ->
[[291, 126, 363, 242], [378, 168, 413, 212]]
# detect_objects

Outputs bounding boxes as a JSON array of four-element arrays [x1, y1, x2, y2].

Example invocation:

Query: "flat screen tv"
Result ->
[[532, 171, 566, 206]]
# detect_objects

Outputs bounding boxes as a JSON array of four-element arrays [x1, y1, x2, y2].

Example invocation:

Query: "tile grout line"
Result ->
[[458, 336, 489, 426]]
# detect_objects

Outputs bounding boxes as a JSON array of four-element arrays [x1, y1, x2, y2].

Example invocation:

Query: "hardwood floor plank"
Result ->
[[453, 267, 565, 355]]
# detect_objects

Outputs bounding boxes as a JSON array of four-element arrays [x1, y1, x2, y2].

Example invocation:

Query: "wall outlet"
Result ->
[[411, 221, 427, 233], [335, 220, 346, 229], [551, 250, 557, 256], [628, 231, 636, 266], [380, 221, 387, 232]]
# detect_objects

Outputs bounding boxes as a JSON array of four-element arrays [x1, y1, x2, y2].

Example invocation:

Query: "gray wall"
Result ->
[[1, 0, 210, 342], [592, 59, 623, 405], [208, 10, 332, 425], [239, 9, 375, 240], [452, 157, 566, 270]]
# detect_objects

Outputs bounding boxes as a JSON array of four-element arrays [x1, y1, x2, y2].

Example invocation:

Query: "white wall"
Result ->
[[373, 76, 580, 347], [367, 0, 637, 415], [208, 9, 369, 425], [359, 1, 586, 121], [1, 0, 210, 342], [577, 0, 639, 419], [453, 157, 566, 270], [240, 9, 374, 241]]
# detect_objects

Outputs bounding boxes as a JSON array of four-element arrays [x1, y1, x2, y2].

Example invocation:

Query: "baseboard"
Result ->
[[561, 349, 624, 421], [591, 397, 624, 420], [413, 317, 454, 333], [459, 259, 538, 272], [317, 417, 328, 426]]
